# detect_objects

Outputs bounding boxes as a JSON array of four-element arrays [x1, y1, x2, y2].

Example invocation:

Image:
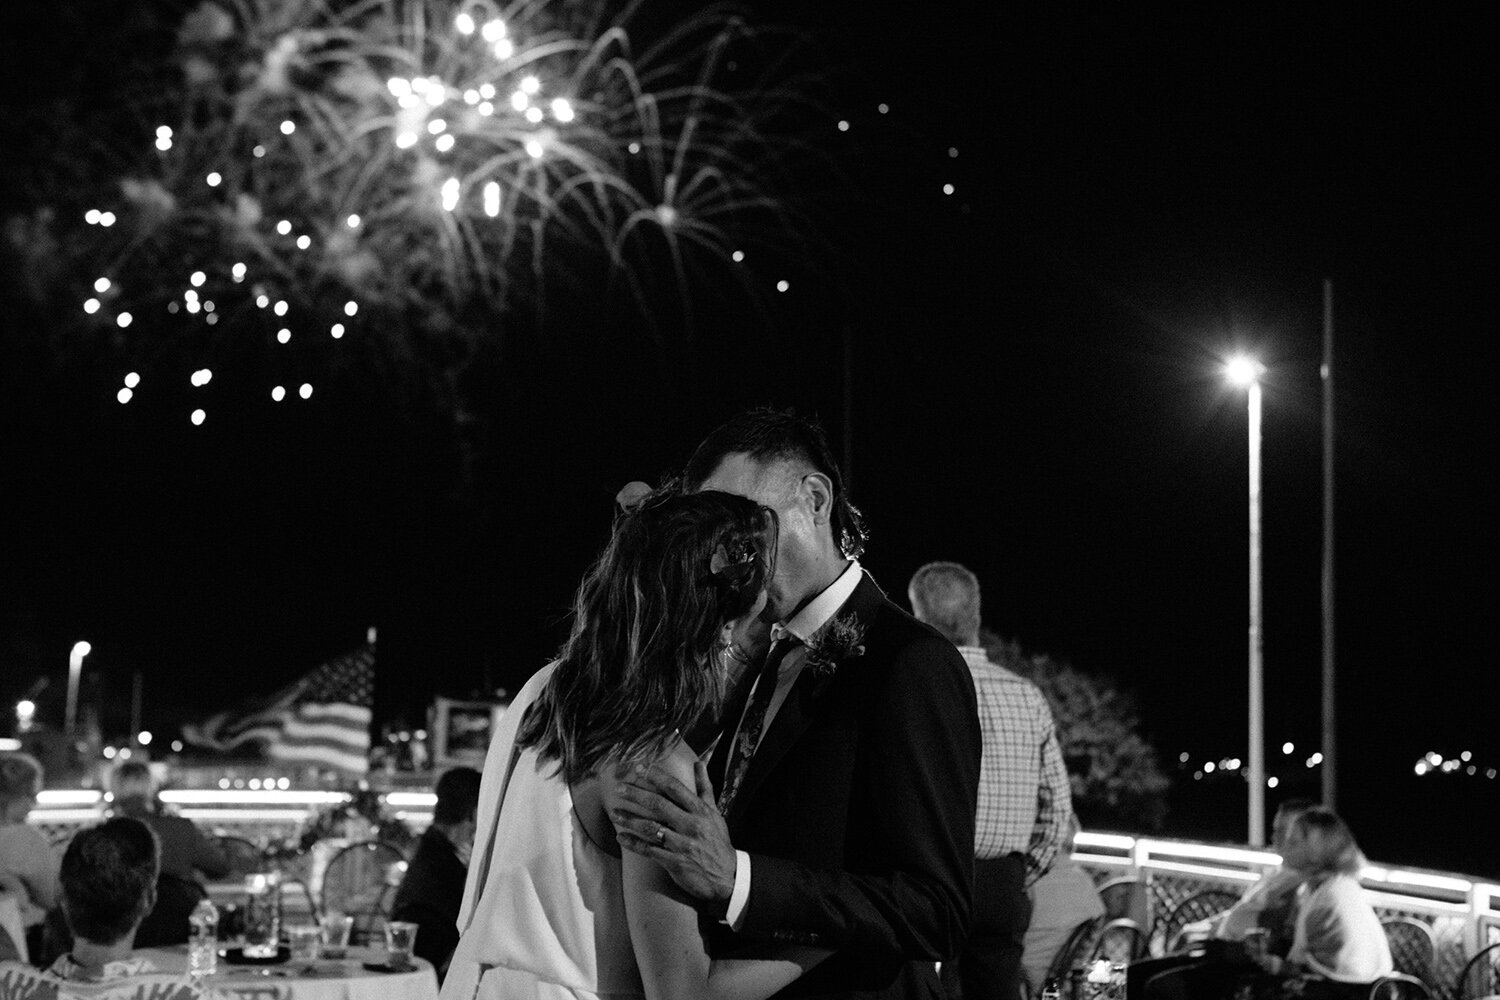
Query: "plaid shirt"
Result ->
[[959, 646, 1072, 885]]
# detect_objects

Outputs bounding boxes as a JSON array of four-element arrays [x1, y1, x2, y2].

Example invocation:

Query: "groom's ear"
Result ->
[[802, 472, 835, 525]]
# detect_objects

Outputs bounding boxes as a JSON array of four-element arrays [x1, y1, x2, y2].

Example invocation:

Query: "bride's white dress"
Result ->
[[441, 663, 646, 1000]]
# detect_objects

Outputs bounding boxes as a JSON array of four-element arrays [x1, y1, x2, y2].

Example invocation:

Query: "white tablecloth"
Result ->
[[139, 946, 439, 1000]]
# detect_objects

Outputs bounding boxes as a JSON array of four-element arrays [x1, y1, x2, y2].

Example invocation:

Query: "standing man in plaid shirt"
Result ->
[[909, 562, 1073, 1000]]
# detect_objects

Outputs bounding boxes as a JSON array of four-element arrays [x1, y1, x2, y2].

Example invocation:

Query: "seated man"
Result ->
[[390, 767, 481, 980], [110, 763, 229, 947], [0, 817, 222, 1000]]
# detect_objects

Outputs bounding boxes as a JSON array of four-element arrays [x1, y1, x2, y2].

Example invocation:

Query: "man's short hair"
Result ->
[[0, 752, 43, 812], [908, 561, 982, 646], [60, 817, 160, 945], [683, 407, 867, 559], [433, 767, 482, 825]]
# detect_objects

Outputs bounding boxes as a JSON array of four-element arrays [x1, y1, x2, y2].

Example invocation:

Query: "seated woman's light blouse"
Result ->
[[1288, 874, 1393, 984]]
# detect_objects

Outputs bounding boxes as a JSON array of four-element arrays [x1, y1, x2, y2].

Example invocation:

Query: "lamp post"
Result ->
[[1225, 356, 1266, 847], [66, 640, 91, 750]]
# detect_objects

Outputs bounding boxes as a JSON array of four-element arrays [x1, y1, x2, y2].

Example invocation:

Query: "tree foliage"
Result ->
[[980, 627, 1171, 831]]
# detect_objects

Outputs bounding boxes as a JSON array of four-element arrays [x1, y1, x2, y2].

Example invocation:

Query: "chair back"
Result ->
[[1368, 972, 1433, 1000], [1043, 916, 1105, 988], [1097, 877, 1140, 921], [1379, 916, 1436, 984], [1088, 917, 1149, 966], [1159, 888, 1241, 954], [320, 841, 407, 944], [1455, 942, 1500, 1000], [212, 836, 263, 880]]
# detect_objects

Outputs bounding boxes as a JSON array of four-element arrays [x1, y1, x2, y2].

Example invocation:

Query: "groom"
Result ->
[[614, 407, 981, 999]]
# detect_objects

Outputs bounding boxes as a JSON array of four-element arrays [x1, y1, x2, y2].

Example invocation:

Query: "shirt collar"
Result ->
[[773, 561, 863, 645]]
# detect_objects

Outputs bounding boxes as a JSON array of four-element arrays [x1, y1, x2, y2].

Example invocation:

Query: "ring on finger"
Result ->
[[656, 826, 666, 844]]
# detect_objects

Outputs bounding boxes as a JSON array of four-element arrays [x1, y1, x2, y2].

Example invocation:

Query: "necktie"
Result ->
[[717, 636, 801, 816]]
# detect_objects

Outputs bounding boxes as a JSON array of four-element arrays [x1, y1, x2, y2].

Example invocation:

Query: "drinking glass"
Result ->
[[242, 874, 281, 959], [320, 911, 354, 959], [288, 924, 321, 962], [383, 920, 419, 968]]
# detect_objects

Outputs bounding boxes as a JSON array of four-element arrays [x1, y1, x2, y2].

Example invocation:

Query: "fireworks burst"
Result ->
[[36, 0, 824, 414]]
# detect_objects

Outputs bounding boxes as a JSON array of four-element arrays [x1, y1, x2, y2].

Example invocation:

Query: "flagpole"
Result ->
[[1321, 279, 1337, 809]]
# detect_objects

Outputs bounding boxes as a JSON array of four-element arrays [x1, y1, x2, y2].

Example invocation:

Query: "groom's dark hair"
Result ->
[[684, 407, 867, 559]]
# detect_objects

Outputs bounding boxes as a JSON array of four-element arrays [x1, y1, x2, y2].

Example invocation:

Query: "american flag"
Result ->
[[182, 646, 374, 776]]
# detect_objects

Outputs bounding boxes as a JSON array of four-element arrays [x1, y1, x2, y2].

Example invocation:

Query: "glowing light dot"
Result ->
[[731, 250, 745, 262], [1179, 752, 1191, 763], [441, 177, 460, 212], [483, 181, 500, 218], [1282, 742, 1295, 754], [481, 19, 506, 41], [186, 299, 201, 314], [117, 388, 133, 404], [1267, 777, 1279, 789], [299, 383, 313, 399], [155, 137, 172, 152], [347, 214, 361, 229], [344, 301, 358, 317], [455, 12, 475, 34], [232, 263, 247, 281], [156, 125, 173, 139], [428, 119, 447, 135], [253, 145, 266, 158], [256, 294, 269, 308], [776, 280, 790, 293], [463, 90, 479, 105], [492, 38, 514, 59], [551, 98, 575, 123], [424, 82, 445, 107], [837, 120, 849, 132], [85, 209, 101, 224], [276, 220, 292, 236], [190, 409, 206, 426], [1461, 750, 1472, 761], [521, 75, 540, 95], [277, 328, 291, 344], [656, 205, 678, 227], [1204, 761, 1215, 773], [280, 120, 295, 135], [396, 132, 418, 149], [271, 386, 286, 402], [510, 91, 529, 112], [274, 300, 289, 317], [199, 369, 212, 385], [124, 372, 140, 388], [296, 235, 311, 250], [117, 312, 133, 328], [330, 323, 345, 339], [524, 138, 545, 159], [185, 289, 199, 302], [949, 147, 959, 158], [877, 103, 889, 114], [93, 277, 111, 293], [206, 172, 222, 187], [205, 313, 218, 326], [435, 134, 455, 152], [478, 101, 494, 116], [479, 84, 496, 100], [942, 183, 955, 195], [524, 106, 544, 124], [100, 212, 116, 227], [84, 298, 101, 314], [190, 271, 206, 287]]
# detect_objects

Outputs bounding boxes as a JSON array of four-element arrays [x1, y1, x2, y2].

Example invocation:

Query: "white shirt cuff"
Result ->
[[722, 850, 752, 928]]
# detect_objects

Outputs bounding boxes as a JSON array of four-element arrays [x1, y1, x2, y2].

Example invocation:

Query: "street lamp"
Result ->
[[1225, 355, 1266, 847], [66, 640, 91, 749]]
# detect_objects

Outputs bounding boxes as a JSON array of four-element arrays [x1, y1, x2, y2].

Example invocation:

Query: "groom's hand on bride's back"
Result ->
[[611, 760, 736, 916]]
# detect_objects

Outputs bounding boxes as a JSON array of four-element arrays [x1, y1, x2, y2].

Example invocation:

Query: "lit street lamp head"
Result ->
[[1225, 355, 1265, 387], [70, 641, 92, 661]]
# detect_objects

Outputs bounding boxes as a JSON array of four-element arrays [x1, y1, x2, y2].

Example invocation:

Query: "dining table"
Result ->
[[137, 945, 439, 1000]]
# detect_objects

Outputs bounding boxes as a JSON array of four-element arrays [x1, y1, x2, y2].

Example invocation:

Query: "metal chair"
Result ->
[[212, 834, 264, 879], [1380, 916, 1436, 985], [1040, 915, 1106, 993], [1368, 972, 1433, 999], [1088, 917, 1149, 965], [1158, 888, 1241, 954], [1455, 942, 1500, 1000], [1097, 877, 1140, 921], [320, 840, 407, 944]]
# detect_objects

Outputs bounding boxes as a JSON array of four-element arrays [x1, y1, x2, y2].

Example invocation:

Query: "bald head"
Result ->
[[908, 561, 982, 647]]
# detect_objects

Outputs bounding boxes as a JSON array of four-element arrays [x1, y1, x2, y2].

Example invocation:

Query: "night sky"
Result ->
[[2, 4, 1493, 875]]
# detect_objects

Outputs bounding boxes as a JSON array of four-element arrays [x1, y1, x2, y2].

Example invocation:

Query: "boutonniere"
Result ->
[[804, 614, 866, 677]]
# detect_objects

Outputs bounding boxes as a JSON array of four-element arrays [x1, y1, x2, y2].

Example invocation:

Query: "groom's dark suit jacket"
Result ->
[[709, 573, 981, 999]]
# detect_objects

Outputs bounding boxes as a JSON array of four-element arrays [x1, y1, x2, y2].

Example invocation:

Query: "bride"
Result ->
[[441, 489, 828, 1000]]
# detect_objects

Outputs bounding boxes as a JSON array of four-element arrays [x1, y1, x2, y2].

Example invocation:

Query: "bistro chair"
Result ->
[[1368, 972, 1433, 1000], [320, 840, 407, 944], [1379, 916, 1436, 985], [1159, 888, 1241, 954], [1455, 942, 1500, 1000], [212, 834, 265, 879], [1088, 917, 1149, 965]]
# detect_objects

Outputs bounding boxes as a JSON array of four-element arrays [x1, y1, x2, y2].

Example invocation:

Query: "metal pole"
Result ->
[[131, 672, 144, 746], [1321, 279, 1337, 809], [66, 643, 89, 750], [1248, 380, 1265, 846]]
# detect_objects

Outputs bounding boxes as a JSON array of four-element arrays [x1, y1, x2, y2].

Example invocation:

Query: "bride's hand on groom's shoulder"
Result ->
[[611, 760, 736, 915]]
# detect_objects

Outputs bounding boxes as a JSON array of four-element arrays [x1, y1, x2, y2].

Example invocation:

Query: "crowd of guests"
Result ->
[[1, 409, 1406, 1000]]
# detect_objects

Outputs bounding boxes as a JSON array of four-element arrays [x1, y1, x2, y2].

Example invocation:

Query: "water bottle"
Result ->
[[188, 897, 219, 977]]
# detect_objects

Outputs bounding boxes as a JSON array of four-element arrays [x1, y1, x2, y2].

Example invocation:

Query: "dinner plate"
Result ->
[[224, 946, 290, 965], [361, 961, 417, 974]]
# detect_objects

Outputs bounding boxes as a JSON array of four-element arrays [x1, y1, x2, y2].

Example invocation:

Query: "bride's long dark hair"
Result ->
[[517, 489, 774, 784]]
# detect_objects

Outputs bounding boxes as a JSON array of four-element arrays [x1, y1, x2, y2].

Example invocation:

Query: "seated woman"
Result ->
[[1250, 807, 1392, 999], [0, 752, 58, 959]]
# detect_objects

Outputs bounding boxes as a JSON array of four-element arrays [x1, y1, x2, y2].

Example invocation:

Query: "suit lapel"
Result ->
[[726, 573, 888, 825]]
